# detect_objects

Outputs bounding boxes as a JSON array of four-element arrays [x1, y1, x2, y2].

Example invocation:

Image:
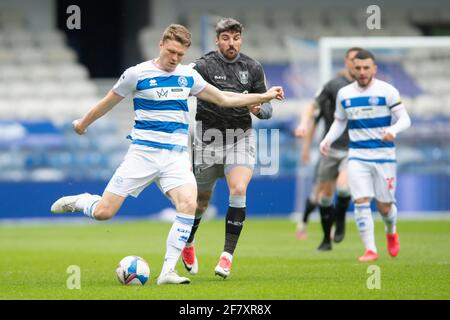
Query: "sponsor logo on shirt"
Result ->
[[347, 108, 360, 118], [114, 176, 123, 185], [149, 79, 157, 86], [214, 75, 227, 81], [157, 89, 169, 98]]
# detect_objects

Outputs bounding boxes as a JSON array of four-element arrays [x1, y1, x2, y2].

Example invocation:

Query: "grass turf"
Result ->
[[0, 218, 449, 300]]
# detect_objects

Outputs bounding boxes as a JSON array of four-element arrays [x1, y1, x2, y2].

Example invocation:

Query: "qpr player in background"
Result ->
[[181, 18, 273, 279], [295, 47, 362, 250], [50, 24, 284, 285], [320, 49, 411, 262]]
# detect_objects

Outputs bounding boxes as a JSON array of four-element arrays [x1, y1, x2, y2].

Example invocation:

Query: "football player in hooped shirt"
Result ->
[[320, 50, 411, 262], [181, 18, 273, 279], [51, 24, 284, 285]]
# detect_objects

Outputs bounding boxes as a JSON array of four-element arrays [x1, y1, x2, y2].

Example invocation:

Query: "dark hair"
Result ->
[[215, 18, 243, 37], [162, 24, 191, 47], [346, 47, 363, 57], [354, 49, 376, 62]]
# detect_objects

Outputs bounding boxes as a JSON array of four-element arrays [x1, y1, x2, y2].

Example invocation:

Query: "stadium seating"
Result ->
[[1, 7, 450, 183], [137, 7, 450, 115]]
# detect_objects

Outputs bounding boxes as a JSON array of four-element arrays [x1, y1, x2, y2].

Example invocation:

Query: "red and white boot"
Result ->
[[387, 233, 400, 257], [358, 249, 378, 262], [214, 252, 232, 279], [181, 244, 198, 275]]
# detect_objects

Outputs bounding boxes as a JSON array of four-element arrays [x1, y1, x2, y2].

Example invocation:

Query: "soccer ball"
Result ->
[[115, 256, 150, 285]]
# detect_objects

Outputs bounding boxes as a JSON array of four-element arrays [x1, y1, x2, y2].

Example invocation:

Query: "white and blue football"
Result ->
[[116, 256, 150, 285]]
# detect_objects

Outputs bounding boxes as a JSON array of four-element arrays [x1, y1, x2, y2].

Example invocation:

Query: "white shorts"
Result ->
[[105, 144, 196, 198], [348, 159, 397, 203]]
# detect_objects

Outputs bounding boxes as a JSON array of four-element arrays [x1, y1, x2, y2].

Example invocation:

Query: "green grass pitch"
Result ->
[[0, 218, 449, 299]]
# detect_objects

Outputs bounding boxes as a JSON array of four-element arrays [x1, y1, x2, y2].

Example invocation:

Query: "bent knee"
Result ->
[[229, 183, 247, 196], [196, 192, 212, 213], [376, 202, 392, 216], [354, 197, 371, 205], [196, 199, 210, 213], [178, 199, 197, 214]]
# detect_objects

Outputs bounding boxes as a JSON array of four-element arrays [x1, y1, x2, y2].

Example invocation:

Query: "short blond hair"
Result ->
[[161, 24, 191, 47]]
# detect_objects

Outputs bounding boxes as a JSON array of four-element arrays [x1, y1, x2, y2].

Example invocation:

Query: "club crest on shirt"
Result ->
[[369, 96, 379, 106], [239, 71, 249, 84], [178, 76, 188, 87], [114, 176, 123, 185]]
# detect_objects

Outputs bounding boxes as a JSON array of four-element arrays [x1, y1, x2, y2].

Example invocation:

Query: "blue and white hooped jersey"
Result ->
[[335, 79, 404, 163], [112, 60, 208, 152]]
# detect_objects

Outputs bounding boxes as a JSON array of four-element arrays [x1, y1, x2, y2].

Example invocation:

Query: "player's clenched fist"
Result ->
[[382, 128, 396, 142], [248, 104, 262, 115], [72, 119, 88, 135], [264, 86, 284, 101], [295, 124, 308, 138], [319, 138, 331, 156]]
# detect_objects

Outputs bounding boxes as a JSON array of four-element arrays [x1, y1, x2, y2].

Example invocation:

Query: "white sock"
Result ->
[[382, 204, 397, 234], [78, 194, 101, 219], [354, 203, 377, 253], [161, 212, 194, 275]]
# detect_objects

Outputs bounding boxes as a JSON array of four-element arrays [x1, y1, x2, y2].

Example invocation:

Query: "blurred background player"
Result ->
[[181, 18, 273, 279], [320, 49, 411, 261], [295, 113, 321, 240], [295, 47, 362, 250], [50, 24, 284, 284]]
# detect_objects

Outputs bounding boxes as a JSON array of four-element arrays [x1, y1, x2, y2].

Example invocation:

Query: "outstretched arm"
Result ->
[[72, 90, 124, 135], [196, 84, 284, 108]]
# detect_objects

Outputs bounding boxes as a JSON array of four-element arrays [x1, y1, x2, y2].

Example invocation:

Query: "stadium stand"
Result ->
[[0, 5, 449, 216], [139, 7, 450, 178], [0, 10, 129, 182]]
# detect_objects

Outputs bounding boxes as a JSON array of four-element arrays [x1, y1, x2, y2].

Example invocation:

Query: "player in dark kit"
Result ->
[[181, 18, 273, 278], [296, 47, 362, 251], [295, 112, 321, 240]]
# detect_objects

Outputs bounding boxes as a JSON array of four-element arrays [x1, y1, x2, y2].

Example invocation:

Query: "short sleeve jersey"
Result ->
[[335, 78, 404, 162], [112, 60, 207, 151]]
